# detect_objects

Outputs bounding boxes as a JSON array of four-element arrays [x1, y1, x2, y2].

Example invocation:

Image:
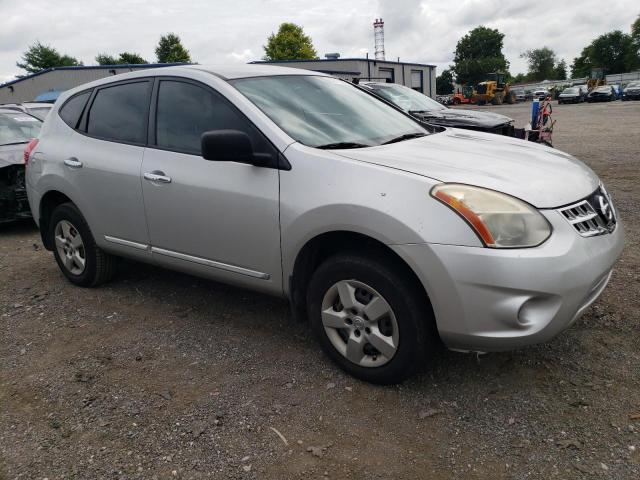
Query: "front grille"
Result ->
[[558, 187, 617, 237]]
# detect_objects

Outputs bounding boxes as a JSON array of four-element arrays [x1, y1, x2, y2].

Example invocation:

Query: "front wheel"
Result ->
[[50, 203, 117, 287], [307, 253, 436, 384]]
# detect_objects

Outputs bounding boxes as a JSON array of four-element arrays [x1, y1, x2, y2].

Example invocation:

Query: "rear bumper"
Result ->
[[391, 210, 624, 352]]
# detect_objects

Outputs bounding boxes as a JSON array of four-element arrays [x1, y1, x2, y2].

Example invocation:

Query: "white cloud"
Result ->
[[0, 0, 637, 82]]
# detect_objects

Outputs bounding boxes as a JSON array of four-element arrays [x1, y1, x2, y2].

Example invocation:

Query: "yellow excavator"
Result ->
[[474, 72, 516, 105], [586, 67, 606, 91]]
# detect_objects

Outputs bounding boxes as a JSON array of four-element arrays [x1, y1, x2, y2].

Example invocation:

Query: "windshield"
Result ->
[[230, 75, 427, 148], [0, 112, 41, 146], [366, 83, 446, 113], [562, 88, 579, 94], [26, 107, 51, 121]]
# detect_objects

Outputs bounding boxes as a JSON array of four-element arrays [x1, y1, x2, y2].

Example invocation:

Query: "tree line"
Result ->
[[16, 33, 192, 74], [437, 14, 640, 94], [15, 23, 316, 76]]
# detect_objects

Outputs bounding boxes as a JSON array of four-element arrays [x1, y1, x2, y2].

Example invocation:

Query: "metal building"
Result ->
[[250, 58, 437, 98], [0, 64, 185, 104]]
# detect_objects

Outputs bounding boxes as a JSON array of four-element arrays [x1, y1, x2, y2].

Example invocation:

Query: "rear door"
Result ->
[[65, 80, 152, 257], [140, 78, 282, 294]]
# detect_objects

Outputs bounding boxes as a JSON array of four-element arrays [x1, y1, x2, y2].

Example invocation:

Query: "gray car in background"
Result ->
[[25, 65, 624, 384]]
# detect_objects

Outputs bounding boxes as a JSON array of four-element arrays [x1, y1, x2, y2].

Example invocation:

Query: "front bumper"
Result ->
[[0, 165, 32, 223], [391, 210, 624, 352]]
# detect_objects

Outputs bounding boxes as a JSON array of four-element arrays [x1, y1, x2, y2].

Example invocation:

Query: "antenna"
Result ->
[[374, 18, 385, 61]]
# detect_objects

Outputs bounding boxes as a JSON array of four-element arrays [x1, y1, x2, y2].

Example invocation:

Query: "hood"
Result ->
[[0, 143, 26, 168], [413, 108, 513, 128], [559, 92, 579, 97], [332, 128, 598, 208]]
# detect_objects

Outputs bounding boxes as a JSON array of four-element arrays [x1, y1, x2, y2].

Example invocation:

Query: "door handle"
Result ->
[[64, 157, 83, 168], [143, 171, 172, 184]]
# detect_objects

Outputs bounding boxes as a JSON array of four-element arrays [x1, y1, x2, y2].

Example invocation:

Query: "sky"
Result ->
[[0, 0, 637, 83]]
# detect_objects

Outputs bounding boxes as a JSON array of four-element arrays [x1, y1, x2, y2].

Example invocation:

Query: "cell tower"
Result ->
[[374, 18, 385, 61]]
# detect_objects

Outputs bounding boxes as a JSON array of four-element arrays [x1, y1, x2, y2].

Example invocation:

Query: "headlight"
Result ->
[[431, 184, 551, 248]]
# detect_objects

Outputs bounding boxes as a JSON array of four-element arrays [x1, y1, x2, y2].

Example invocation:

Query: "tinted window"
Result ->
[[87, 82, 149, 143], [59, 91, 90, 128], [155, 80, 270, 155]]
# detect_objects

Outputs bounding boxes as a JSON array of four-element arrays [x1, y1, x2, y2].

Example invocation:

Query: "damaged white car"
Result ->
[[0, 108, 41, 223]]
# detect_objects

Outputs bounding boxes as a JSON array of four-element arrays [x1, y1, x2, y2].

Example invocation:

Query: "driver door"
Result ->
[[140, 78, 282, 295]]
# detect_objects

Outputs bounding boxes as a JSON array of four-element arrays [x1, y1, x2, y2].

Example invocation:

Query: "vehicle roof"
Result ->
[[57, 64, 330, 100], [190, 64, 327, 79]]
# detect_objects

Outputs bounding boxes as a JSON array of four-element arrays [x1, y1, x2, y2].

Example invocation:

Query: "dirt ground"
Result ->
[[1, 100, 639, 480]]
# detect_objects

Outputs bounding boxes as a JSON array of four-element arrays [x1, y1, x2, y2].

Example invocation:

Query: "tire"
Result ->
[[50, 203, 117, 287], [306, 253, 436, 384], [491, 95, 503, 105]]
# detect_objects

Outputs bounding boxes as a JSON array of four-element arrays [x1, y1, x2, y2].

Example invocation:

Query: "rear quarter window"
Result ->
[[59, 91, 91, 129], [86, 81, 150, 144]]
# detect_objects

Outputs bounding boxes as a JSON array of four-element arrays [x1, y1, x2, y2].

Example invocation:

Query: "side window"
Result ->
[[155, 80, 273, 155], [87, 82, 149, 144], [59, 91, 91, 129]]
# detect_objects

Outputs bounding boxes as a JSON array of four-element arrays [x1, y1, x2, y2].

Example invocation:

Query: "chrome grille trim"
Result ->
[[558, 187, 617, 237]]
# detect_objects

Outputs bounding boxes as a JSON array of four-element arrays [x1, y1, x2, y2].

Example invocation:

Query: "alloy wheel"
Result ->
[[54, 219, 86, 275]]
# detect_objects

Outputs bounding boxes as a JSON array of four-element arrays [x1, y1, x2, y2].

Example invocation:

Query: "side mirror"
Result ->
[[201, 130, 271, 166]]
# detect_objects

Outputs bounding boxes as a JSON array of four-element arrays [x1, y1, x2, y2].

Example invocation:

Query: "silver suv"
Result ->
[[25, 65, 624, 384]]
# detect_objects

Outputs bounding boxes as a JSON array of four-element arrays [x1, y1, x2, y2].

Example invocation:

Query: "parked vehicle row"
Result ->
[[24, 65, 624, 384]]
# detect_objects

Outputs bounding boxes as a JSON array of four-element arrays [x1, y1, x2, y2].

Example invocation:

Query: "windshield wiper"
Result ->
[[316, 142, 370, 150], [0, 141, 29, 146], [382, 132, 427, 145]]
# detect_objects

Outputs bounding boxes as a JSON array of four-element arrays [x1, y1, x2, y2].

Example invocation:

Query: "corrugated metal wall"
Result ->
[[255, 60, 436, 98], [0, 67, 158, 103]]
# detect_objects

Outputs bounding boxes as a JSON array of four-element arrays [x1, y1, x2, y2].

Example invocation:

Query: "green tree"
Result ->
[[436, 68, 455, 94], [95, 52, 147, 65], [17, 41, 82, 73], [155, 33, 191, 63], [626, 15, 640, 71], [511, 72, 528, 84], [570, 50, 591, 78], [95, 53, 118, 65], [263, 23, 318, 61], [553, 59, 567, 80], [452, 26, 509, 86], [521, 47, 557, 80], [571, 30, 638, 77]]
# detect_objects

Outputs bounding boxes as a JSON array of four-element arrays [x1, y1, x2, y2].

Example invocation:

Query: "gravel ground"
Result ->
[[1, 100, 639, 480]]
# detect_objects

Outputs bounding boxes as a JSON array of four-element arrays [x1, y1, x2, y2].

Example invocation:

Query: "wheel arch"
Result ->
[[38, 190, 75, 250], [288, 230, 433, 325]]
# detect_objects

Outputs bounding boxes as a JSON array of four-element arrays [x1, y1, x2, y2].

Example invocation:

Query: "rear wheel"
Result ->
[[50, 203, 117, 287], [307, 253, 436, 384]]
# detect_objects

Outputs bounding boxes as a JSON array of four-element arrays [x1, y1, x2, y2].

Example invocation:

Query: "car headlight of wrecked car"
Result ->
[[431, 183, 552, 248]]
